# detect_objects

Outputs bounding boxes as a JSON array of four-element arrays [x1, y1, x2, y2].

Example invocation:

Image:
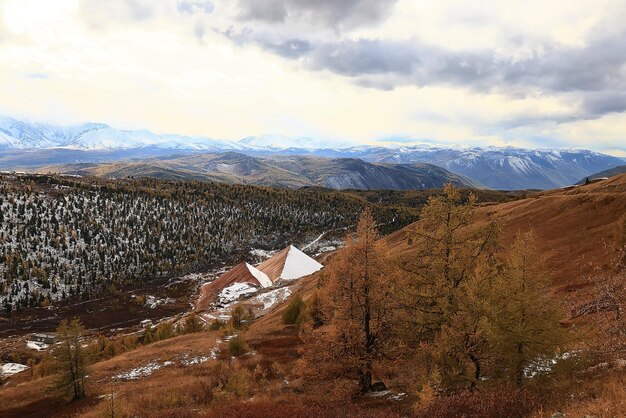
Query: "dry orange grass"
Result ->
[[564, 375, 626, 417], [384, 174, 626, 292], [0, 331, 222, 416]]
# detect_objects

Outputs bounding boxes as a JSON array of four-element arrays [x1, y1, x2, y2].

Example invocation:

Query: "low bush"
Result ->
[[228, 335, 247, 357], [282, 296, 305, 325], [418, 385, 541, 418]]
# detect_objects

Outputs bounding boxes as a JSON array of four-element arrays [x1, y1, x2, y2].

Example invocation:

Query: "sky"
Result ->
[[0, 0, 625, 155]]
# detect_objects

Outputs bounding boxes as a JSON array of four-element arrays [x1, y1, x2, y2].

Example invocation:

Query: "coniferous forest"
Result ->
[[0, 173, 418, 312]]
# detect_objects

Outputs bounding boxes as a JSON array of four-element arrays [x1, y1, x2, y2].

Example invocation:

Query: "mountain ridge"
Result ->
[[1, 116, 624, 190], [39, 152, 485, 190]]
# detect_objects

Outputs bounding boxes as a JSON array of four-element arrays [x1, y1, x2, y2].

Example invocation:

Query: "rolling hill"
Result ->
[[40, 152, 485, 190]]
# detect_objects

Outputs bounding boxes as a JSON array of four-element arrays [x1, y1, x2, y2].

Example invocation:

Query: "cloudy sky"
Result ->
[[0, 0, 625, 154]]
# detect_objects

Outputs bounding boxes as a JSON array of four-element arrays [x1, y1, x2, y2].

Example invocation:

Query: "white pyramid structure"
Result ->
[[258, 245, 323, 282]]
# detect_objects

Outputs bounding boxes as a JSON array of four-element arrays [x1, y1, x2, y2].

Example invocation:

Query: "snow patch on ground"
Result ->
[[27, 341, 49, 351], [1, 363, 28, 377], [144, 295, 175, 309], [112, 361, 172, 381], [209, 347, 219, 360], [250, 249, 276, 259], [389, 392, 407, 401], [182, 355, 210, 366], [367, 390, 407, 401], [216, 282, 259, 306], [249, 287, 293, 311], [166, 272, 211, 288], [525, 352, 573, 378]]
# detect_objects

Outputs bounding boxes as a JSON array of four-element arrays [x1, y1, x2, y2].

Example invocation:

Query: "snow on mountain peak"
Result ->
[[239, 134, 350, 150]]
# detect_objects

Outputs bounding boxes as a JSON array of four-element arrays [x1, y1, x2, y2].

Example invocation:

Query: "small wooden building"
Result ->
[[31, 333, 58, 344]]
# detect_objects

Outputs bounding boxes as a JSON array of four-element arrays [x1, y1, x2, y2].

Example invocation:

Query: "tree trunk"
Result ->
[[515, 344, 524, 387], [358, 369, 372, 393], [469, 354, 481, 389]]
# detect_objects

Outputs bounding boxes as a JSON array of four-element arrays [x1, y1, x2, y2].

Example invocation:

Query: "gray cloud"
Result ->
[[178, 0, 214, 14], [583, 91, 626, 116], [238, 0, 287, 23], [309, 39, 418, 76], [224, 1, 626, 123], [125, 0, 155, 20], [223, 28, 626, 123], [300, 34, 626, 97], [236, 0, 398, 29], [262, 38, 313, 59], [79, 0, 159, 26], [221, 28, 313, 59]]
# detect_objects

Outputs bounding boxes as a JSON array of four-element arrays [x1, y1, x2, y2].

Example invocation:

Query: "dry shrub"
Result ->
[[103, 361, 252, 416], [210, 360, 252, 400], [32, 354, 56, 378], [269, 361, 285, 380], [418, 385, 540, 418], [81, 393, 132, 418], [201, 400, 403, 418], [563, 373, 626, 417], [253, 363, 268, 382], [228, 335, 247, 357]]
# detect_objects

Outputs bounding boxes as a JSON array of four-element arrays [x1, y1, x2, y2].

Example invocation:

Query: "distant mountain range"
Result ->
[[1, 116, 624, 190], [41, 153, 484, 190]]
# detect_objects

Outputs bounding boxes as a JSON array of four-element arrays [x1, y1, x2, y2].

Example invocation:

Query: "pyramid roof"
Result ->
[[257, 245, 323, 282]]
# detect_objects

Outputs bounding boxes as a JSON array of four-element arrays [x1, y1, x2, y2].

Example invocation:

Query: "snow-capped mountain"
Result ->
[[0, 116, 624, 190], [0, 116, 241, 151], [239, 134, 350, 150], [341, 145, 626, 190]]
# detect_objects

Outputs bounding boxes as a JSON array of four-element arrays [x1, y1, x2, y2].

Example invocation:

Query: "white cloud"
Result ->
[[0, 0, 624, 153]]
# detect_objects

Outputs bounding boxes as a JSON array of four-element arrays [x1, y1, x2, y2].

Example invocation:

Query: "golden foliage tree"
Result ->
[[433, 259, 502, 388], [485, 231, 566, 386], [183, 313, 204, 334], [401, 184, 501, 341], [396, 184, 502, 389], [300, 209, 400, 393], [53, 318, 88, 400]]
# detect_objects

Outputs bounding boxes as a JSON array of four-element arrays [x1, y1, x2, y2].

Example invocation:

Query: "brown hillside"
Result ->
[[384, 173, 626, 291], [247, 174, 626, 336]]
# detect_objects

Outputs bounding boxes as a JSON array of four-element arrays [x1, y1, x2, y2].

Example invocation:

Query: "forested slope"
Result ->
[[0, 174, 418, 312]]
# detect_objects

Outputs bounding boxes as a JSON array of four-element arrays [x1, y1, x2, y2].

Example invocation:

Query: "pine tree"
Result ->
[[433, 259, 501, 388], [230, 304, 253, 330], [183, 313, 204, 334], [485, 231, 566, 386], [103, 382, 125, 418], [155, 322, 175, 341], [401, 184, 501, 342], [300, 209, 400, 393], [53, 318, 88, 400], [282, 295, 305, 325]]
